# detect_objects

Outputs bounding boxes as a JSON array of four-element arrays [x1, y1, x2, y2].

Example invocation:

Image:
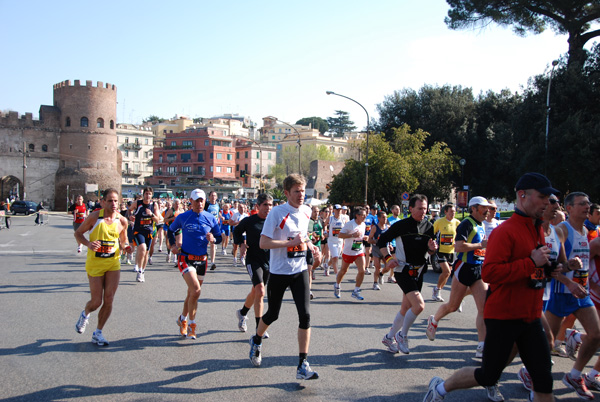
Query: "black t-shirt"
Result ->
[[376, 216, 434, 266], [233, 214, 270, 269]]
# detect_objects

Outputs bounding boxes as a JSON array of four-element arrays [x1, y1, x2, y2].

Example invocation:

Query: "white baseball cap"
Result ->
[[190, 189, 206, 201], [334, 204, 342, 209], [468, 196, 493, 208]]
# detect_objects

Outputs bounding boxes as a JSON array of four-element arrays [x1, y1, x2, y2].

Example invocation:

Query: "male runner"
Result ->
[[378, 195, 437, 354], [220, 203, 233, 255], [74, 189, 130, 346], [234, 193, 273, 332], [69, 195, 88, 253], [249, 174, 320, 381], [426, 197, 493, 360], [424, 172, 558, 402], [385, 205, 402, 284], [169, 189, 222, 340], [130, 187, 159, 282], [205, 191, 220, 270], [231, 204, 248, 266], [431, 203, 460, 302], [334, 207, 368, 300], [327, 205, 345, 277]]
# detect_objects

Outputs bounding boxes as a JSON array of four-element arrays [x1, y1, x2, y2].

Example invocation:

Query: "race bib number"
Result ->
[[440, 234, 453, 246], [474, 248, 486, 261], [287, 237, 307, 259], [332, 228, 341, 237], [222, 219, 230, 225], [351, 240, 363, 251], [95, 240, 116, 258], [140, 218, 152, 226], [574, 270, 589, 288]]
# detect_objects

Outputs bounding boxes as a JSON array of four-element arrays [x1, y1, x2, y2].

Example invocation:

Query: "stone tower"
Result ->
[[53, 80, 122, 210]]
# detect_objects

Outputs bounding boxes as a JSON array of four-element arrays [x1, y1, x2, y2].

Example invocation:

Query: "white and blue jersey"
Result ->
[[551, 221, 589, 294]]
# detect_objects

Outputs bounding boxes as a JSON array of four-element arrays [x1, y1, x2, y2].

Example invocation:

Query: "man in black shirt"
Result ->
[[377, 194, 437, 354], [234, 193, 274, 333]]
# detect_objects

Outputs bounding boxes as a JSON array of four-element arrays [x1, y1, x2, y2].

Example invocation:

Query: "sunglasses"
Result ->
[[549, 199, 558, 205]]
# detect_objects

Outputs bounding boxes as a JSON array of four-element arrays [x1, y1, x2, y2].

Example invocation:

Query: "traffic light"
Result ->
[[240, 170, 246, 178]]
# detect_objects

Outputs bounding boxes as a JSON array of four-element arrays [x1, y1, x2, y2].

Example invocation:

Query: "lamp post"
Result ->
[[459, 158, 466, 218], [326, 91, 370, 204], [545, 60, 559, 176], [275, 119, 302, 174]]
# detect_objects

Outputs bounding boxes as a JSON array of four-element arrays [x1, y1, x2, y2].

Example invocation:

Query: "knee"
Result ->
[[254, 285, 266, 299], [262, 311, 278, 326], [88, 299, 102, 311], [299, 313, 311, 330], [413, 304, 425, 315]]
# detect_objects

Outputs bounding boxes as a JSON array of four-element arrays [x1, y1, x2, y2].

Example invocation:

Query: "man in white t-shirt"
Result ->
[[248, 174, 321, 381], [334, 207, 368, 300], [327, 205, 345, 276], [231, 204, 248, 266]]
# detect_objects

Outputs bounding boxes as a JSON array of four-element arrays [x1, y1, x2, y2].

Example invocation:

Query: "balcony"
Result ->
[[122, 170, 141, 177], [123, 143, 142, 150]]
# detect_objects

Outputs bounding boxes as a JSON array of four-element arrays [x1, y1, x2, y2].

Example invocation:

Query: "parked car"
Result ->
[[11, 200, 38, 215]]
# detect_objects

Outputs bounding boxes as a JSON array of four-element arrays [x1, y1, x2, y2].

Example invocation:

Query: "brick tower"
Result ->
[[53, 80, 122, 210]]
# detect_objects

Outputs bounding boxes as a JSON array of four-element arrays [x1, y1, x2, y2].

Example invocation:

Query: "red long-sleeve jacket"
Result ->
[[482, 212, 545, 322]]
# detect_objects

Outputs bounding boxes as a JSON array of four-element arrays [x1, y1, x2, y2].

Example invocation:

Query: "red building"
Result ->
[[149, 127, 238, 188]]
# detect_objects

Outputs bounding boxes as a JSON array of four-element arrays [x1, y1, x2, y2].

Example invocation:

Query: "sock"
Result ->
[[94, 328, 102, 335], [554, 339, 562, 348], [334, 283, 340, 289], [436, 381, 448, 396], [189, 320, 196, 325], [478, 341, 485, 348], [388, 311, 405, 338], [253, 334, 262, 345], [575, 332, 583, 343], [180, 315, 187, 322], [240, 306, 250, 316], [354, 286, 360, 292], [571, 368, 582, 379], [400, 310, 418, 337], [298, 353, 308, 367], [255, 317, 260, 328], [431, 316, 438, 325], [590, 369, 600, 378], [82, 310, 90, 319]]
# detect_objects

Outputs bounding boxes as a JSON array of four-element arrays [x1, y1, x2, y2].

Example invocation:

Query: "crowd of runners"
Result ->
[[69, 172, 600, 401]]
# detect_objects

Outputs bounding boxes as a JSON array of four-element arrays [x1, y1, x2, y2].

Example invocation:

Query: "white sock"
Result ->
[[478, 341, 485, 348], [94, 328, 102, 334], [575, 332, 583, 343], [82, 310, 90, 319], [180, 315, 187, 322], [571, 368, 582, 379], [436, 382, 448, 396], [590, 369, 600, 378], [401, 310, 418, 337], [189, 320, 196, 325], [388, 311, 404, 338], [354, 286, 360, 292]]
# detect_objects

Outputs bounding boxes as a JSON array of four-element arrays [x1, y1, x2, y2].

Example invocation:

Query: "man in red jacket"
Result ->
[[424, 172, 559, 402]]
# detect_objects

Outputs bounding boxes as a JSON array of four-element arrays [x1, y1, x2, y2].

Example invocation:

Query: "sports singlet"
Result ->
[[86, 209, 121, 267], [133, 200, 155, 234], [551, 222, 590, 294], [543, 224, 561, 301]]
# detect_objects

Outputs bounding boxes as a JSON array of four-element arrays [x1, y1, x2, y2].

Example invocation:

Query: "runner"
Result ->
[[368, 210, 390, 290], [220, 203, 233, 255], [327, 205, 345, 277], [231, 204, 249, 267], [334, 207, 368, 300], [378, 195, 437, 355], [74, 188, 130, 346], [249, 174, 320, 381], [430, 204, 460, 302], [129, 187, 159, 282], [169, 189, 222, 340], [69, 195, 88, 253], [205, 191, 220, 270], [234, 193, 273, 333], [164, 199, 183, 264]]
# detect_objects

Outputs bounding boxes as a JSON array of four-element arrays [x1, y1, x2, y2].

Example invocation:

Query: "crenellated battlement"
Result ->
[[53, 79, 116, 91], [0, 111, 43, 128]]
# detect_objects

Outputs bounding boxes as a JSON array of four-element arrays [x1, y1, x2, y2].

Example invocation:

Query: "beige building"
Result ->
[[151, 116, 195, 146], [116, 123, 156, 186]]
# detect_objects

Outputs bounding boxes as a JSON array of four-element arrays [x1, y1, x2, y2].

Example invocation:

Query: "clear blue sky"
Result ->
[[0, 0, 585, 129]]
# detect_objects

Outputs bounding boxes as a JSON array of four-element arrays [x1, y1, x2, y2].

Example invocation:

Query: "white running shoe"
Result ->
[[566, 328, 582, 361], [77, 245, 82, 253], [365, 267, 372, 275], [134, 265, 140, 273], [334, 284, 341, 299], [584, 372, 600, 391], [378, 274, 384, 285], [136, 271, 145, 282], [91, 330, 109, 346], [426, 315, 437, 341], [476, 343, 484, 358], [296, 359, 319, 380], [485, 383, 504, 402], [518, 366, 533, 392], [424, 376, 445, 401], [373, 283, 381, 290], [236, 309, 248, 332], [148, 257, 153, 265], [249, 337, 262, 367], [351, 289, 364, 300], [432, 287, 444, 302], [75, 311, 89, 334], [394, 332, 410, 354], [221, 249, 226, 256], [381, 333, 399, 353]]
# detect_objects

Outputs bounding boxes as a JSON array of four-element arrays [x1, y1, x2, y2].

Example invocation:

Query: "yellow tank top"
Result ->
[[86, 209, 121, 268]]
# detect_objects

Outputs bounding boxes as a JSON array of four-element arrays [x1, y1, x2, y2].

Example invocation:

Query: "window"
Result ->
[[236, 152, 239, 159], [181, 166, 191, 173], [197, 166, 205, 175], [182, 140, 193, 147], [204, 140, 209, 146], [255, 163, 260, 172], [124, 163, 129, 172], [227, 167, 232, 173], [167, 166, 176, 174], [216, 166, 222, 173], [245, 151, 248, 158], [210, 166, 213, 172], [42, 144, 48, 152], [181, 153, 191, 162], [144, 152, 149, 158], [216, 153, 222, 159], [88, 144, 91, 150], [134, 151, 139, 158], [159, 155, 163, 163], [272, 135, 275, 140], [125, 150, 129, 157], [197, 153, 204, 162], [167, 154, 176, 163], [28, 144, 35, 152], [256, 151, 260, 158], [223, 141, 231, 147], [135, 138, 139, 145], [268, 152, 271, 160], [236, 164, 239, 171], [210, 153, 213, 159], [227, 154, 232, 160], [125, 137, 129, 144], [171, 141, 177, 147], [145, 139, 149, 145], [110, 120, 114, 129], [244, 163, 248, 171], [97, 118, 104, 128], [213, 140, 221, 146], [80, 117, 89, 127], [339, 147, 344, 153], [66, 117, 71, 127]]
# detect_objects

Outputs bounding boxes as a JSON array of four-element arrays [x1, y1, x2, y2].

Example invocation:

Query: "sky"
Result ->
[[0, 0, 591, 129]]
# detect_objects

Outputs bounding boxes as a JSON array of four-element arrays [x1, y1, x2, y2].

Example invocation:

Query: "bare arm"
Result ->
[[455, 239, 487, 253]]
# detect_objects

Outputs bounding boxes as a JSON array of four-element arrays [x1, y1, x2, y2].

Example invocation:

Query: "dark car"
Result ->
[[11, 201, 38, 215]]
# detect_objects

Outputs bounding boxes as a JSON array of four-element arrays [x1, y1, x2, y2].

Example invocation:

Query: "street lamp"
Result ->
[[545, 60, 559, 175], [326, 91, 370, 204], [459, 158, 466, 218], [275, 119, 302, 174]]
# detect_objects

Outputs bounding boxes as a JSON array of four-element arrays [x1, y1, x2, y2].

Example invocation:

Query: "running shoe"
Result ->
[[378, 274, 384, 285], [382, 333, 399, 353], [126, 259, 132, 265], [137, 271, 145, 282], [236, 309, 248, 332], [485, 384, 504, 402], [517, 366, 533, 391], [210, 263, 217, 271], [432, 287, 444, 302], [262, 331, 269, 339], [249, 337, 262, 367], [166, 253, 170, 263], [296, 359, 319, 380], [387, 276, 396, 283], [75, 310, 89, 334], [187, 323, 197, 339], [176, 316, 188, 337], [312, 271, 316, 280], [584, 372, 600, 391], [351, 289, 364, 300], [395, 332, 410, 354], [426, 315, 437, 341], [91, 330, 109, 346], [563, 373, 594, 400], [240, 258, 245, 267], [365, 267, 372, 275], [566, 328, 582, 361], [324, 268, 330, 276], [221, 249, 226, 256], [158, 248, 162, 253], [334, 284, 341, 299], [148, 257, 153, 265], [233, 258, 238, 267], [373, 283, 381, 291], [310, 291, 314, 300], [134, 265, 140, 273], [551, 343, 569, 358], [458, 302, 463, 313], [476, 343, 484, 358], [424, 376, 445, 402]]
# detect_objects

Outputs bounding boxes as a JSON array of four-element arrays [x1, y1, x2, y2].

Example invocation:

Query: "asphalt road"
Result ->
[[0, 212, 585, 401]]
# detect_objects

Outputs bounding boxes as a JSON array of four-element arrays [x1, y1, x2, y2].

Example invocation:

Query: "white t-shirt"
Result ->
[[329, 215, 345, 247], [341, 219, 366, 256], [261, 203, 311, 275], [483, 219, 500, 238]]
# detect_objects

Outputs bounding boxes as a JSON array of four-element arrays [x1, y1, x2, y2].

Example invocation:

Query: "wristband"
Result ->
[[385, 255, 393, 264], [529, 256, 537, 267]]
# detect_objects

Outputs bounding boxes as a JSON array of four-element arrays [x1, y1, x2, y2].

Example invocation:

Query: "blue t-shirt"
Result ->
[[365, 214, 378, 236], [169, 210, 222, 256], [387, 215, 401, 247]]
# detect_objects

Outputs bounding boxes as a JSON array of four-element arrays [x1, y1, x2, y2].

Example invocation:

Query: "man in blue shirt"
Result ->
[[170, 188, 222, 340]]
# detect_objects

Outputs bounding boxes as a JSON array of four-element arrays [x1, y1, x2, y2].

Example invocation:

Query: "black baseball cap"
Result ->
[[515, 172, 560, 196]]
